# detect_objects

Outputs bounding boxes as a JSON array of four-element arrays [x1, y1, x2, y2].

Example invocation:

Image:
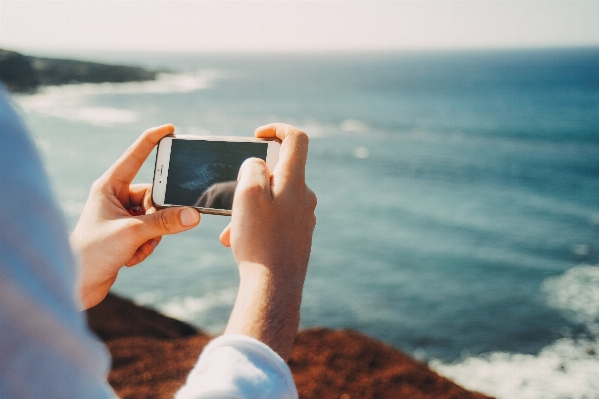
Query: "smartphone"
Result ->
[[152, 135, 280, 215]]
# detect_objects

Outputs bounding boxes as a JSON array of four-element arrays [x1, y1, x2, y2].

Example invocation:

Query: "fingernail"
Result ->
[[149, 239, 159, 251], [180, 208, 199, 226]]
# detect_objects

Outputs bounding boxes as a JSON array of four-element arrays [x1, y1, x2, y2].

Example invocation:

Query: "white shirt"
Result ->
[[0, 86, 297, 399]]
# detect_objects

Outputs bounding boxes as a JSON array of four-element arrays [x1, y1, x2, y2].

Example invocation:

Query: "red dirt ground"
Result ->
[[87, 293, 493, 399]]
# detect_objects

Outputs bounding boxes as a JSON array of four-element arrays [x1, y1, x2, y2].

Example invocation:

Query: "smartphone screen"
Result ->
[[158, 138, 271, 212]]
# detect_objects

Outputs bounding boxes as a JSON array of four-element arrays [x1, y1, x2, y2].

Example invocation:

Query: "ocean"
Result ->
[[14, 48, 599, 398]]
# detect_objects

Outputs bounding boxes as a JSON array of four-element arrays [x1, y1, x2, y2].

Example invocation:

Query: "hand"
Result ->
[[220, 123, 317, 360], [71, 124, 200, 309]]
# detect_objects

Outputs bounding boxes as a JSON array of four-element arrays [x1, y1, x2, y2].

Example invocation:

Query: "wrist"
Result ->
[[225, 261, 303, 360]]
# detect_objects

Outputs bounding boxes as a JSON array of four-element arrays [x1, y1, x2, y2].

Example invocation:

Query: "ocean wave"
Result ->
[[17, 87, 138, 126], [431, 265, 599, 399], [152, 289, 237, 326], [340, 119, 369, 133], [16, 90, 138, 126], [430, 337, 599, 399], [20, 70, 222, 96], [279, 118, 371, 138], [543, 265, 599, 336], [353, 146, 370, 159], [14, 70, 222, 126], [294, 119, 337, 138]]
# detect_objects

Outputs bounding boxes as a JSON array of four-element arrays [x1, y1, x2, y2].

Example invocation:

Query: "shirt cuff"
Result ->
[[175, 334, 298, 399]]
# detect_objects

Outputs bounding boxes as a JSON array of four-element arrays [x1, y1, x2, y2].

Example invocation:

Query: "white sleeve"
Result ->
[[175, 334, 298, 399], [0, 87, 115, 399]]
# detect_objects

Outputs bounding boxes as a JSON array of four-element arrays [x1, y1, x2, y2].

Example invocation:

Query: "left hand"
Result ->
[[71, 124, 201, 309]]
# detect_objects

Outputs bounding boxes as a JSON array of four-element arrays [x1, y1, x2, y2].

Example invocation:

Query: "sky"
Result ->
[[1, 1, 598, 54]]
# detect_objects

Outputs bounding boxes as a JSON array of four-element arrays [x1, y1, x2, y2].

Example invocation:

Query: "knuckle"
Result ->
[[283, 124, 309, 144], [285, 123, 308, 140], [237, 181, 267, 198], [157, 211, 173, 231], [90, 177, 104, 192], [127, 219, 145, 236], [141, 127, 154, 138], [295, 130, 309, 145]]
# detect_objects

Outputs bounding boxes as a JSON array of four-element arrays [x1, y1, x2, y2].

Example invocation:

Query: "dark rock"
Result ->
[[0, 49, 39, 92], [31, 57, 156, 86], [87, 292, 197, 341], [0, 48, 156, 93]]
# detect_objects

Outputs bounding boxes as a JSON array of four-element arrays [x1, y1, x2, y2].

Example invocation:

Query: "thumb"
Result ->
[[232, 158, 271, 216], [220, 222, 231, 247], [137, 206, 200, 240], [236, 158, 271, 197]]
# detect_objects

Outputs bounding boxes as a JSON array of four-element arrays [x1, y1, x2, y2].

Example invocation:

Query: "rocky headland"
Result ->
[[0, 48, 155, 93], [88, 293, 493, 399]]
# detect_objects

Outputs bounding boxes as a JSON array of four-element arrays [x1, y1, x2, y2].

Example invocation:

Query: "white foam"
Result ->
[[431, 265, 599, 399], [295, 118, 336, 138], [571, 244, 591, 256], [77, 106, 137, 125], [14, 70, 222, 126], [155, 288, 237, 323], [20, 70, 222, 97], [340, 119, 368, 132], [353, 146, 370, 159], [430, 338, 599, 399], [543, 265, 599, 335], [16, 90, 138, 126], [134, 291, 163, 305]]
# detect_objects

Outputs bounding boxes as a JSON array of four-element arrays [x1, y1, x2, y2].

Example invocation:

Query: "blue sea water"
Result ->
[[16, 48, 599, 398]]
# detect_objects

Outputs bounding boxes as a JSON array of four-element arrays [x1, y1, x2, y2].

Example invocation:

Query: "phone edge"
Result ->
[[151, 134, 280, 216]]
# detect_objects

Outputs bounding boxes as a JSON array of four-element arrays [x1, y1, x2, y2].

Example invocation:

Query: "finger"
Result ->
[[233, 158, 271, 217], [220, 223, 231, 247], [128, 183, 152, 210], [105, 124, 174, 188], [134, 206, 200, 242], [255, 123, 309, 182], [128, 183, 155, 213], [125, 239, 158, 267], [235, 158, 271, 198]]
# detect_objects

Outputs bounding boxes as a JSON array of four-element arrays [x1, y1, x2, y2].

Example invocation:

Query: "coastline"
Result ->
[[0, 48, 156, 93], [88, 293, 493, 399]]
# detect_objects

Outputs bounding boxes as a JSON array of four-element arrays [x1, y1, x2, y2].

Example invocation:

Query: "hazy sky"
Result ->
[[1, 1, 598, 54]]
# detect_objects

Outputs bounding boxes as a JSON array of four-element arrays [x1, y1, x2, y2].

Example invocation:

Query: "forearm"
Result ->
[[224, 262, 303, 361]]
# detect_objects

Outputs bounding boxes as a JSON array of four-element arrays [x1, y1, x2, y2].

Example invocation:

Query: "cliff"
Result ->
[[87, 293, 493, 399], [0, 48, 155, 93]]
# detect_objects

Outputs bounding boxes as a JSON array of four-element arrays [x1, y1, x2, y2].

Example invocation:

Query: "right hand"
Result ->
[[219, 123, 317, 360], [72, 124, 201, 309]]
